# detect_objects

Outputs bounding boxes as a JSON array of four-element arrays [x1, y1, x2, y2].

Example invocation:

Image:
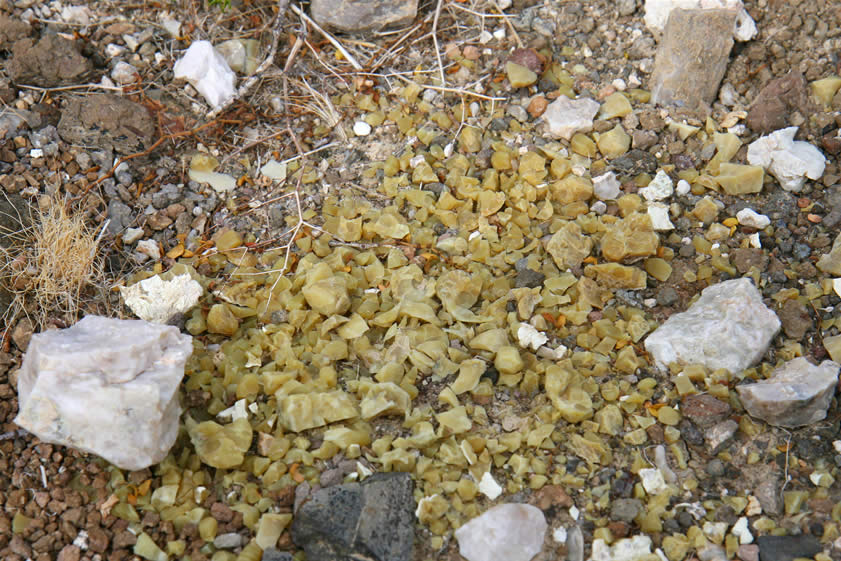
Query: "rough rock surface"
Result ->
[[541, 96, 600, 140], [0, 13, 29, 49], [7, 34, 92, 87], [649, 9, 735, 110], [644, 278, 780, 372], [57, 94, 156, 155], [737, 357, 839, 428], [120, 273, 204, 324], [755, 535, 821, 561], [0, 193, 28, 318], [311, 0, 418, 33], [746, 71, 811, 135], [14, 315, 193, 470], [454, 503, 547, 561], [291, 472, 414, 561]]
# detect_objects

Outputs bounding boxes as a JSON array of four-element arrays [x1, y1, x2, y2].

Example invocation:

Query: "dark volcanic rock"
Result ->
[[756, 535, 821, 561], [292, 472, 414, 561]]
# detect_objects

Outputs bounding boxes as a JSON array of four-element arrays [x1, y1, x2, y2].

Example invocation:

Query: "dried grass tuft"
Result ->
[[0, 196, 106, 331]]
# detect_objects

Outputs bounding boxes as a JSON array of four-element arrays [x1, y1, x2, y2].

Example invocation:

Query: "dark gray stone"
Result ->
[[261, 548, 293, 561], [649, 9, 735, 110], [609, 498, 642, 523], [756, 535, 821, 561], [107, 200, 134, 235], [515, 268, 546, 289], [292, 472, 414, 561], [0, 193, 29, 318]]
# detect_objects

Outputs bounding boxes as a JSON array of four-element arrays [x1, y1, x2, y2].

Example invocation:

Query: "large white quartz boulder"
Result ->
[[455, 503, 547, 561], [14, 315, 193, 470], [737, 358, 839, 428], [644, 278, 780, 373]]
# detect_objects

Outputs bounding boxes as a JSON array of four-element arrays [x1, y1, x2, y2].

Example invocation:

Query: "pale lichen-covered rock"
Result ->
[[541, 96, 600, 140], [14, 315, 193, 470], [311, 0, 418, 33], [455, 503, 547, 561], [120, 273, 203, 323], [737, 358, 839, 428], [645, 278, 780, 372]]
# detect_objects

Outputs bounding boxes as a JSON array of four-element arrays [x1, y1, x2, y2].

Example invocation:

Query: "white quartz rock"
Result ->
[[736, 208, 770, 229], [593, 172, 622, 200], [647, 203, 674, 230], [747, 127, 826, 192], [173, 40, 236, 109], [456, 504, 547, 561], [590, 535, 653, 561], [517, 323, 548, 351], [541, 96, 600, 140], [14, 316, 193, 470], [478, 471, 503, 500], [644, 278, 780, 373], [737, 357, 839, 427], [120, 273, 204, 324], [639, 170, 674, 201]]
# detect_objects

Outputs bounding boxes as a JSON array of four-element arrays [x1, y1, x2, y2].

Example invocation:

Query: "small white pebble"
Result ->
[[612, 78, 627, 91], [590, 200, 607, 214], [552, 526, 567, 544], [493, 27, 506, 40], [29, 148, 43, 158], [644, 298, 657, 308], [749, 232, 761, 248], [478, 472, 503, 500], [676, 179, 691, 195], [569, 505, 579, 520], [353, 121, 372, 136], [479, 30, 493, 44], [732, 517, 753, 544], [736, 208, 770, 229], [409, 154, 426, 168]]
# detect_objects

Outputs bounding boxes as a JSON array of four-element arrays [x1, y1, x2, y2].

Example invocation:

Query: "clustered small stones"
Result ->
[[2, 1, 841, 561]]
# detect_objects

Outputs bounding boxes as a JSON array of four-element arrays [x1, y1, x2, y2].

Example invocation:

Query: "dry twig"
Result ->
[[289, 3, 363, 70], [432, 0, 446, 86]]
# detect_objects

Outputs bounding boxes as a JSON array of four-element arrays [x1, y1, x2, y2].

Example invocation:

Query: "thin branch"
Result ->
[[432, 0, 446, 86], [393, 74, 507, 102], [289, 3, 363, 70]]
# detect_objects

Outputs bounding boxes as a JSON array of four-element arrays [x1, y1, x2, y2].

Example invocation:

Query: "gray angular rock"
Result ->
[[311, 0, 418, 33], [8, 34, 92, 87], [737, 357, 839, 428], [644, 278, 780, 373], [649, 9, 735, 110], [291, 472, 414, 561], [14, 315, 193, 470], [58, 94, 155, 155]]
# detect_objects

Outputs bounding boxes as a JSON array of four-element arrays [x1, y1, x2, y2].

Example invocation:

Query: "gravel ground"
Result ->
[[2, 1, 841, 561]]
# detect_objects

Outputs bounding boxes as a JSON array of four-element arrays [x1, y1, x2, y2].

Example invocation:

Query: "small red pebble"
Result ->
[[527, 95, 548, 118], [807, 213, 822, 223], [462, 45, 480, 60], [797, 197, 810, 208]]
